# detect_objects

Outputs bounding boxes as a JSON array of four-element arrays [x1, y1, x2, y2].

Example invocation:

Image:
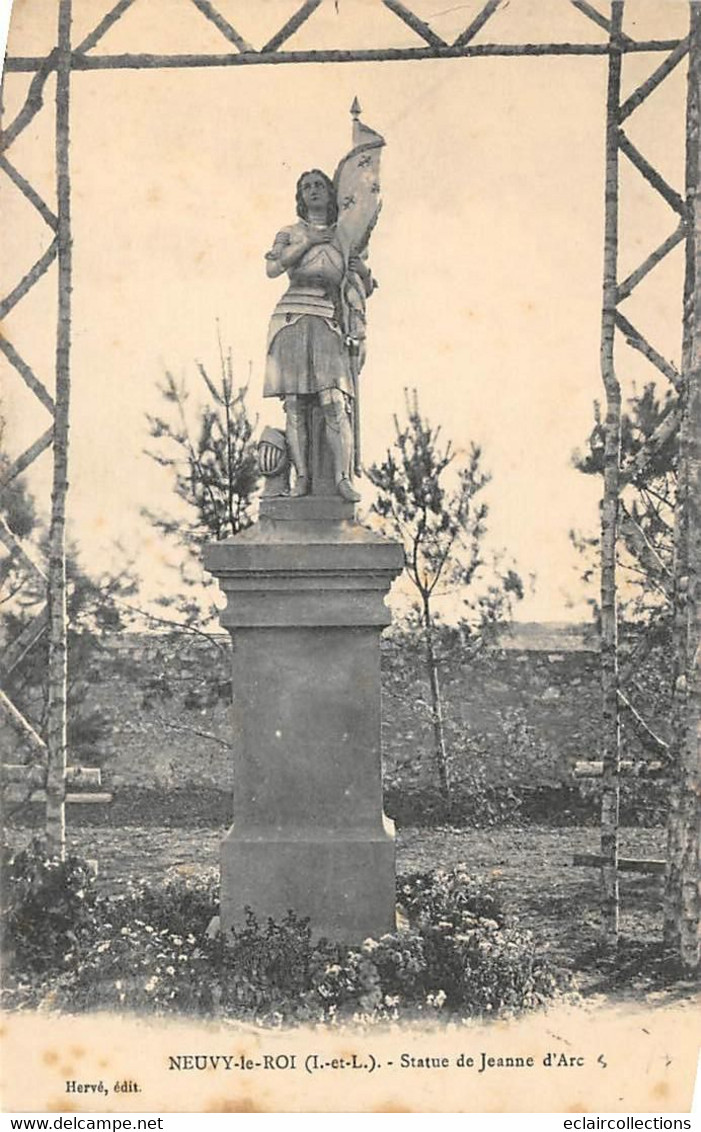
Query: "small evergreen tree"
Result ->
[[570, 383, 677, 764], [571, 381, 701, 968], [367, 389, 523, 812], [0, 448, 134, 769], [572, 383, 677, 627], [142, 342, 259, 633]]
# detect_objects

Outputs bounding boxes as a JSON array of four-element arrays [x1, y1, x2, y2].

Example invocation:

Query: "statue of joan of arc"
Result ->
[[262, 103, 385, 502]]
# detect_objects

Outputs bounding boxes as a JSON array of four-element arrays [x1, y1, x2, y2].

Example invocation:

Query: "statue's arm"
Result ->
[[265, 227, 312, 278], [349, 253, 376, 297]]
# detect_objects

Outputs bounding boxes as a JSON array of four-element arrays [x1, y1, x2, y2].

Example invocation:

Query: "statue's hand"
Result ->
[[349, 256, 376, 296], [348, 255, 368, 277]]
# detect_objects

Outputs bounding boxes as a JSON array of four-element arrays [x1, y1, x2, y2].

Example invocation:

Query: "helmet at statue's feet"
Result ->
[[336, 476, 361, 504], [291, 474, 310, 497]]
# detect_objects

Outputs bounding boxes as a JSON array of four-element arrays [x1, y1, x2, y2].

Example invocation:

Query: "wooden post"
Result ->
[[45, 0, 72, 856], [599, 0, 624, 947], [665, 0, 701, 972]]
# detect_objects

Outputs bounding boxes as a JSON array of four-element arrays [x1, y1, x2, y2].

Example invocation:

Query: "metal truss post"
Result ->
[[45, 0, 73, 854], [598, 0, 624, 946], [664, 0, 701, 971]]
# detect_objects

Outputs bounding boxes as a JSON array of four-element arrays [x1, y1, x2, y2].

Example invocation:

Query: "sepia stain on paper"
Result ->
[[205, 1096, 265, 1112]]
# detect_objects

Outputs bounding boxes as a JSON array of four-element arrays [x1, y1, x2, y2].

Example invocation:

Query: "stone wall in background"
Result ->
[[6, 623, 666, 800], [85, 633, 234, 791]]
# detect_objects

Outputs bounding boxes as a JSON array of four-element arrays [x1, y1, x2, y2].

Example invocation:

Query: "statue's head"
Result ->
[[296, 169, 338, 225]]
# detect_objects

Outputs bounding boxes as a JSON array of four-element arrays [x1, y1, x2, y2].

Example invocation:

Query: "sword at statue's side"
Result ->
[[349, 332, 362, 478], [334, 98, 385, 481]]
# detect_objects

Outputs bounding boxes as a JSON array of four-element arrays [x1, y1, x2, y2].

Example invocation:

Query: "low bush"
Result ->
[[0, 839, 99, 974], [1, 841, 566, 1022], [110, 874, 220, 939], [398, 865, 504, 925], [66, 917, 216, 1015], [213, 910, 339, 1015], [6, 779, 664, 831]]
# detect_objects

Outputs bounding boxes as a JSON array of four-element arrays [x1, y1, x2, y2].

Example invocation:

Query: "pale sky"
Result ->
[[0, 0, 689, 621]]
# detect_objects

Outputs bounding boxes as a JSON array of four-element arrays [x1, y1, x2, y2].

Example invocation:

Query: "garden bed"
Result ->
[[3, 822, 674, 1001]]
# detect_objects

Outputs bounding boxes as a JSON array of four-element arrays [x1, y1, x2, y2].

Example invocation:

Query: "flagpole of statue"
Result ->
[[204, 105, 403, 943], [335, 97, 385, 478]]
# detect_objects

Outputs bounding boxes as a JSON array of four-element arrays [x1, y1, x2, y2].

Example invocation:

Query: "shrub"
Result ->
[[67, 919, 215, 1014], [417, 914, 559, 1013], [1, 844, 566, 1022], [214, 910, 337, 1015], [108, 874, 219, 939], [396, 866, 561, 1015], [397, 865, 505, 925], [0, 839, 99, 974]]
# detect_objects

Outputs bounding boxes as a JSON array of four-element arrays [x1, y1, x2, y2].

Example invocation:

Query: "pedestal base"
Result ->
[[220, 820, 397, 941], [204, 503, 403, 945]]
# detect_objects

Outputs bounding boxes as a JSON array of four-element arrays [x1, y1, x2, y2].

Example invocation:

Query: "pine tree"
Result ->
[[142, 343, 259, 633], [367, 389, 523, 812]]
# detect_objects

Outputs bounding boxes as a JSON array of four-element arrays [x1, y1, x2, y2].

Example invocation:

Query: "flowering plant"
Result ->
[[1, 844, 566, 1021]]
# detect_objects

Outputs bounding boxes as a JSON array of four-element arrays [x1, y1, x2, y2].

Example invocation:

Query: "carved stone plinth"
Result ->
[[203, 498, 404, 941]]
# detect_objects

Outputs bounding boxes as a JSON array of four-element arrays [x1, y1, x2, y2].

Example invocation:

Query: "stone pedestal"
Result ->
[[203, 497, 404, 942]]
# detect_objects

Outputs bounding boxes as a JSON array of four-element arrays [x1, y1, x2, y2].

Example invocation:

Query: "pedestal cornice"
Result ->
[[204, 510, 404, 629]]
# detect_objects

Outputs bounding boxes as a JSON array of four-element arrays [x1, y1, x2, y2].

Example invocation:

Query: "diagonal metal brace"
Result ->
[[615, 310, 681, 389], [74, 0, 138, 54], [619, 38, 689, 123], [616, 221, 686, 303], [0, 429, 53, 492], [261, 0, 324, 54], [619, 507, 672, 598], [618, 129, 687, 217], [0, 336, 56, 414], [620, 404, 680, 487], [570, 0, 635, 46], [617, 689, 670, 755], [382, 0, 447, 49], [0, 239, 59, 321], [0, 605, 49, 680], [0, 51, 58, 153], [0, 153, 58, 231], [189, 0, 253, 53], [0, 689, 46, 755], [0, 514, 48, 583], [453, 0, 503, 49]]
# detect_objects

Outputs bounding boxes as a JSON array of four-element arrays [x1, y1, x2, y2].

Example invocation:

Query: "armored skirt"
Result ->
[[264, 314, 353, 399], [264, 225, 354, 400]]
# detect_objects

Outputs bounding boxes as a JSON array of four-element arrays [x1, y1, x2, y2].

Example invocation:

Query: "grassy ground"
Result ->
[[7, 822, 677, 998], [398, 826, 669, 994]]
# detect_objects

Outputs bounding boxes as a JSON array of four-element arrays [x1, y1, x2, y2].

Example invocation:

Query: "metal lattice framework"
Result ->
[[0, 0, 698, 959]]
